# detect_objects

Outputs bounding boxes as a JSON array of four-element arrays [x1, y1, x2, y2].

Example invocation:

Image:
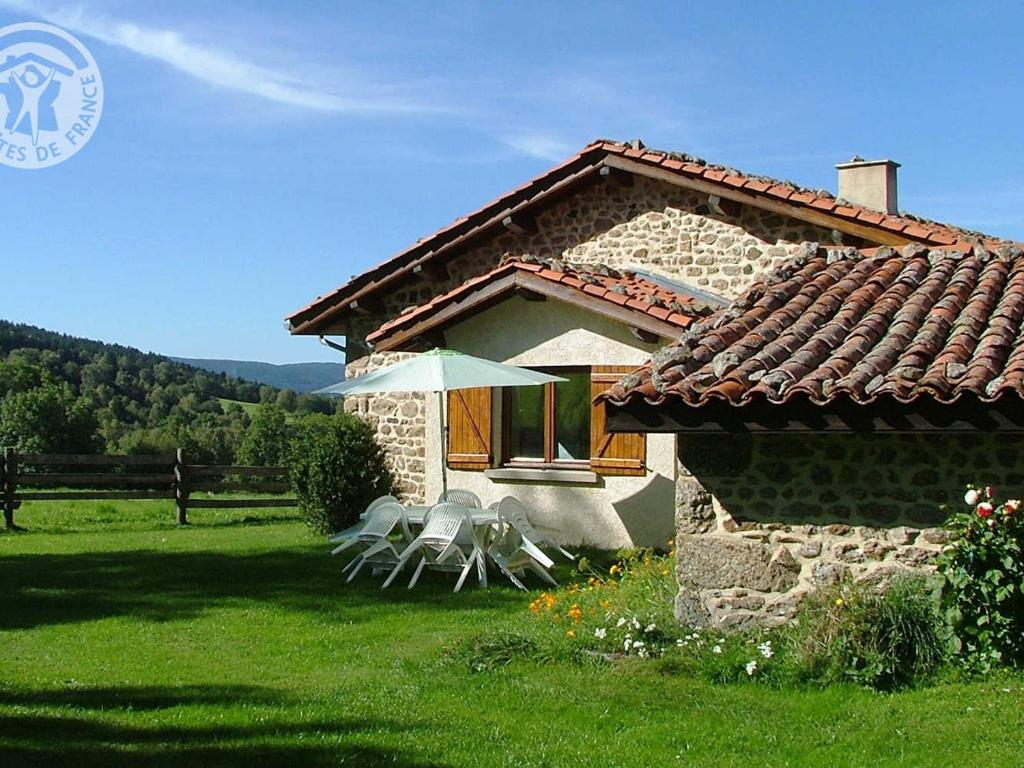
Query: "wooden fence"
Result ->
[[0, 448, 297, 529]]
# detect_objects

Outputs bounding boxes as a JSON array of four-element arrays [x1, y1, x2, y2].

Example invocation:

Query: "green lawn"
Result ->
[[1, 503, 1022, 767]]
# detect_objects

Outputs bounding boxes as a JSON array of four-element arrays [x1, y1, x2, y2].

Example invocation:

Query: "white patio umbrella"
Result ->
[[316, 349, 565, 494]]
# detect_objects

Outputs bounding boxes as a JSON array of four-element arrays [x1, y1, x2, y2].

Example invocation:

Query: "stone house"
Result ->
[[287, 139, 1016, 584]]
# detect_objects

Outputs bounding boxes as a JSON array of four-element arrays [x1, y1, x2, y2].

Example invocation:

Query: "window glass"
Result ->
[[554, 370, 590, 461], [508, 384, 544, 459]]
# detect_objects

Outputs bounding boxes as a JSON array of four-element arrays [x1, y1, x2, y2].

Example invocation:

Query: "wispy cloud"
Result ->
[[499, 132, 576, 162], [0, 0, 443, 114]]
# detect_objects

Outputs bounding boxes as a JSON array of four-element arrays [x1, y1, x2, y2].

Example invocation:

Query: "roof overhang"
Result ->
[[606, 393, 1024, 434], [286, 150, 609, 336]]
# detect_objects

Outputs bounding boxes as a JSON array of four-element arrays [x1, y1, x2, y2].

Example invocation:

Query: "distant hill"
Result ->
[[173, 358, 344, 393], [0, 319, 336, 460]]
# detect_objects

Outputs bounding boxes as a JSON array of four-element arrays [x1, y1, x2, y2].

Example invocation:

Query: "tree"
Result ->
[[0, 383, 99, 453], [238, 405, 292, 466], [275, 388, 299, 412]]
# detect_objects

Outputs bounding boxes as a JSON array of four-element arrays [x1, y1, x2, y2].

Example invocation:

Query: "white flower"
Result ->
[[594, 627, 607, 639], [645, 623, 657, 633], [624, 638, 633, 651], [676, 638, 685, 647], [712, 645, 722, 654], [631, 617, 641, 630], [616, 617, 628, 627], [757, 641, 774, 659], [745, 660, 758, 676], [964, 488, 981, 506]]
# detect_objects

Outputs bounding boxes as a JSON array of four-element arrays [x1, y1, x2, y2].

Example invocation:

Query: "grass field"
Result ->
[[216, 398, 262, 417], [1, 501, 1022, 767]]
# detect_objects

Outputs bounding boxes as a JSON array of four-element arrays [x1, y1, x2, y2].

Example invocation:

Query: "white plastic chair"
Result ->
[[382, 502, 482, 592], [336, 502, 412, 583], [490, 496, 575, 561], [489, 497, 558, 590], [438, 488, 482, 509], [328, 495, 399, 550]]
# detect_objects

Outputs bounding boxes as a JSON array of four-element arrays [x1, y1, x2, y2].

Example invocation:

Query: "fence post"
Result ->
[[174, 448, 189, 525], [3, 447, 17, 530]]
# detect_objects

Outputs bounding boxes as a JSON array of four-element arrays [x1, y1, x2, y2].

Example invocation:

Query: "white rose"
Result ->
[[964, 489, 980, 506]]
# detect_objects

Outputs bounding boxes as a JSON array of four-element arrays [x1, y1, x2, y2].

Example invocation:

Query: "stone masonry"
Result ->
[[344, 352, 427, 503], [345, 175, 839, 348], [674, 432, 1020, 629]]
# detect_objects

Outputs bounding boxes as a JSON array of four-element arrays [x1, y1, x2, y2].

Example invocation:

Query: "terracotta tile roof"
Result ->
[[287, 139, 1011, 335], [602, 242, 1024, 408], [366, 257, 722, 349]]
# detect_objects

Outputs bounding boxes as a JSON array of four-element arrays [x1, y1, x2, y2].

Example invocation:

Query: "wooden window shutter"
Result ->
[[590, 367, 646, 476], [447, 387, 493, 470]]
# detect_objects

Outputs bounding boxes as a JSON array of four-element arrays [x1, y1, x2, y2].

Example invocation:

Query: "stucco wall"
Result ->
[[673, 432, 1022, 629], [437, 296, 676, 549]]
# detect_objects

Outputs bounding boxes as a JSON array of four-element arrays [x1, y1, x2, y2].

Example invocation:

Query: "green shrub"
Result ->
[[288, 412, 397, 535], [780, 575, 947, 690], [938, 486, 1024, 671]]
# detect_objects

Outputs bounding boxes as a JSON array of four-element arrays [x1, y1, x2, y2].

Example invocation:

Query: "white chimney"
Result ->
[[835, 156, 900, 214]]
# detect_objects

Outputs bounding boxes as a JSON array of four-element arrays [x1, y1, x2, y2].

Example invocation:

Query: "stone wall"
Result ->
[[343, 352, 427, 503], [673, 432, 1022, 629], [345, 175, 839, 351]]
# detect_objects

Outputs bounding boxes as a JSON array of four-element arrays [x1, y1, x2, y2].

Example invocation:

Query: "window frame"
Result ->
[[501, 367, 591, 469]]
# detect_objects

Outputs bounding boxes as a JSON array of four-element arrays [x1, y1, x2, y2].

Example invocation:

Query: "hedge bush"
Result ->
[[288, 412, 397, 535]]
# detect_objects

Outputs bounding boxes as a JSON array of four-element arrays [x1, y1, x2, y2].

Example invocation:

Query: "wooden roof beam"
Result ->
[[413, 261, 450, 282], [604, 156, 914, 247], [502, 212, 538, 235], [599, 165, 634, 186]]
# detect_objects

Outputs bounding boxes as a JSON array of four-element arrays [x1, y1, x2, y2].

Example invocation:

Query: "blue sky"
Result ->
[[2, 1, 1023, 364]]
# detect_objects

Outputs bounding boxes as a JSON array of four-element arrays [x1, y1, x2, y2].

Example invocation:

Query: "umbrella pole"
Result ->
[[438, 391, 448, 497]]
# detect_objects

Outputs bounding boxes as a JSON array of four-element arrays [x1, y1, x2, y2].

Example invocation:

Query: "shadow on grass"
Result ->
[[0, 683, 446, 768], [0, 683, 281, 711], [0, 544, 530, 631]]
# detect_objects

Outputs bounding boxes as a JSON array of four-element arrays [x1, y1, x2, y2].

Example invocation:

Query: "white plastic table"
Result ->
[[403, 505, 498, 527]]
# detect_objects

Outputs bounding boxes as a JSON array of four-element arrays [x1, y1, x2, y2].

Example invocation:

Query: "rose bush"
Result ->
[[938, 485, 1024, 670]]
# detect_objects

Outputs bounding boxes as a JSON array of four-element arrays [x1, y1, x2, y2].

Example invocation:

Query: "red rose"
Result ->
[[985, 486, 996, 499], [977, 502, 994, 518], [1004, 499, 1020, 516]]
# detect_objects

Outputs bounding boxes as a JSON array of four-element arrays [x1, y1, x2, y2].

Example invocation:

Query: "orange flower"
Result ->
[[609, 564, 622, 576], [566, 629, 576, 638], [568, 604, 583, 623]]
